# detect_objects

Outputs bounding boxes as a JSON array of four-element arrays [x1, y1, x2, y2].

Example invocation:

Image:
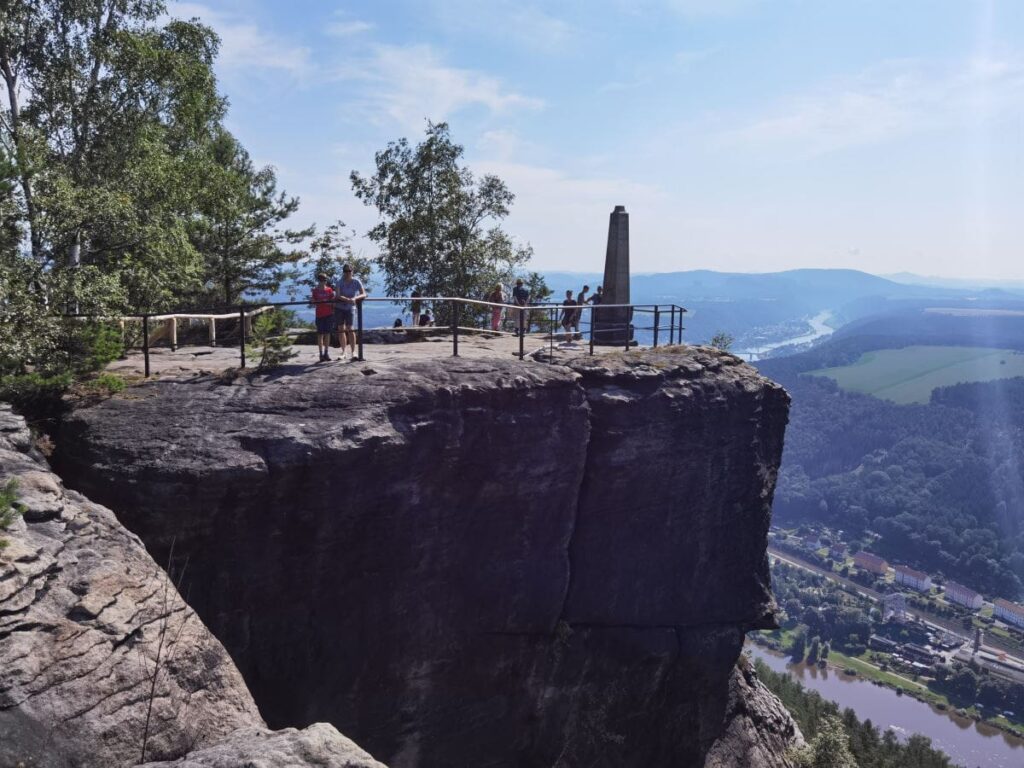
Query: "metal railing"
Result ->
[[84, 296, 687, 377]]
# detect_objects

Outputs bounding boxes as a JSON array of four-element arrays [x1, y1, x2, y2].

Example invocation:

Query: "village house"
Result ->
[[853, 551, 889, 575], [944, 581, 983, 611], [994, 599, 1024, 630], [894, 564, 933, 593]]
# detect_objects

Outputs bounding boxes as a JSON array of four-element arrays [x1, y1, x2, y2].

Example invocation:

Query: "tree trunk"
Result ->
[[0, 49, 41, 261]]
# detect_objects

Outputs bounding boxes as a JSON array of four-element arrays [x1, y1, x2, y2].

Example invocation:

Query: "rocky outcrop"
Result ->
[[0, 405, 383, 767], [704, 659, 803, 768], [57, 346, 797, 767], [139, 723, 386, 768]]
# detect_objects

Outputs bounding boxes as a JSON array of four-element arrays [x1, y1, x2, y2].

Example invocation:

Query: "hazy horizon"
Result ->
[[174, 0, 1023, 280]]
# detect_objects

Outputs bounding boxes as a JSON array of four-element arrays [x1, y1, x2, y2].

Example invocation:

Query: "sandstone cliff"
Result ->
[[56, 346, 799, 767], [0, 405, 382, 768]]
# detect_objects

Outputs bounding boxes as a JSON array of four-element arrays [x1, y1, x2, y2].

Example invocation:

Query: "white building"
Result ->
[[882, 592, 909, 623], [894, 565, 932, 593], [944, 581, 983, 611], [994, 599, 1024, 629]]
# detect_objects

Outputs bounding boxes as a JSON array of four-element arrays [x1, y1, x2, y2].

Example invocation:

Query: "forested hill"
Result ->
[[758, 331, 1024, 600]]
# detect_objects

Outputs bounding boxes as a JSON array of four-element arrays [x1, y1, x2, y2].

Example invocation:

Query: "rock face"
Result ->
[[0, 405, 261, 766], [704, 660, 803, 768], [57, 347, 798, 767], [0, 405, 383, 768], [139, 723, 387, 768]]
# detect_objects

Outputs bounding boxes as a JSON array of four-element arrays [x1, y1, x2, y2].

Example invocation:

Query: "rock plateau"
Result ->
[[48, 346, 799, 767]]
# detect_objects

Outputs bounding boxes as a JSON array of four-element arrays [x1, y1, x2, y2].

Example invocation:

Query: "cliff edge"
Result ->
[[56, 346, 799, 767], [0, 405, 383, 768]]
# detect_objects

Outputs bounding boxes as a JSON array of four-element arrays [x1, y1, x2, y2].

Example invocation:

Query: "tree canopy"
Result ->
[[0, 1, 310, 383], [351, 121, 532, 319]]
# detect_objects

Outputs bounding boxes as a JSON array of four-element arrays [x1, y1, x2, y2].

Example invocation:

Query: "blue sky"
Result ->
[[170, 0, 1024, 279]]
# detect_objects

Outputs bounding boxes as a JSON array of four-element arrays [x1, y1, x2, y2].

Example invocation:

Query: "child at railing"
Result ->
[[311, 273, 336, 362]]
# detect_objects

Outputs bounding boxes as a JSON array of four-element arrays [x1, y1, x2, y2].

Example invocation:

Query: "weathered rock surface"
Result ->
[[704, 659, 803, 768], [57, 346, 797, 767], [0, 405, 261, 766], [140, 722, 386, 768]]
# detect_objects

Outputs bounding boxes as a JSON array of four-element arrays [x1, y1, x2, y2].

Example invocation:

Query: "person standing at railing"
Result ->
[[334, 264, 366, 361], [486, 284, 505, 332], [573, 285, 590, 340], [311, 273, 337, 362], [560, 290, 577, 343], [511, 278, 530, 334], [410, 289, 422, 327]]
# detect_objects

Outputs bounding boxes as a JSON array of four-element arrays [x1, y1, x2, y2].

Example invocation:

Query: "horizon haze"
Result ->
[[174, 0, 1024, 280]]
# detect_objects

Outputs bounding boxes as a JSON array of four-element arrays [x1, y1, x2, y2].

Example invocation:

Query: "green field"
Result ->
[[807, 346, 1024, 404]]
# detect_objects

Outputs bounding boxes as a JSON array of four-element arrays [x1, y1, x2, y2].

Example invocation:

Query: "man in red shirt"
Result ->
[[311, 273, 336, 362]]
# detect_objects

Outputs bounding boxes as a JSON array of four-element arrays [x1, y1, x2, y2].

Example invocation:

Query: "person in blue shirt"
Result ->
[[334, 265, 367, 360]]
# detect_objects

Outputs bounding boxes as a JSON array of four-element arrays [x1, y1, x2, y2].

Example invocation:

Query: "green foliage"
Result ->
[[0, 478, 23, 551], [246, 310, 296, 372], [709, 331, 734, 351], [756, 658, 956, 768], [0, 372, 73, 423], [791, 716, 858, 768], [768, 372, 1024, 599], [0, 0, 224, 308], [82, 372, 126, 396], [351, 122, 531, 325], [0, 0, 310, 384], [189, 130, 312, 306], [307, 220, 372, 291], [521, 271, 552, 332]]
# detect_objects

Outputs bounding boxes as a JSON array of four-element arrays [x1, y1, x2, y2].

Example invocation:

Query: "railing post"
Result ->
[[208, 316, 217, 347], [589, 305, 595, 355], [653, 306, 660, 348], [549, 307, 554, 358], [670, 306, 675, 345], [169, 316, 178, 351], [451, 300, 459, 357], [518, 308, 525, 361], [624, 307, 630, 352], [357, 299, 364, 361], [239, 305, 246, 368], [142, 314, 151, 378]]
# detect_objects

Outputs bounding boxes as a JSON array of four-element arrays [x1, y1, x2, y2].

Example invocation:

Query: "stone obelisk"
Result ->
[[595, 205, 633, 345]]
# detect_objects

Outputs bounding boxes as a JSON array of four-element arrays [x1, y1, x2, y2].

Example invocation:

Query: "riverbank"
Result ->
[[749, 643, 1024, 767], [752, 630, 1024, 741], [737, 310, 834, 361]]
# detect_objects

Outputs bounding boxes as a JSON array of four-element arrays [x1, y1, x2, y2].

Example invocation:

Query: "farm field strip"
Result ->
[[806, 346, 1024, 404]]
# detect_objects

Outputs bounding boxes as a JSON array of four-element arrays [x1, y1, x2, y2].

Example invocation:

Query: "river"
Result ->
[[738, 310, 835, 360], [747, 644, 1024, 768]]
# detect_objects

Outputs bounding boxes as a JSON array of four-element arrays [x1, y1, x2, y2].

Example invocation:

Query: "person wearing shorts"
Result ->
[[560, 290, 577, 343], [334, 265, 367, 360], [311, 273, 336, 362]]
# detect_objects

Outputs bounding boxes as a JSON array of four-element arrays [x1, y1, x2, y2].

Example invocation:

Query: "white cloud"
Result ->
[[337, 44, 543, 131], [664, 0, 763, 17], [724, 56, 1024, 154], [326, 20, 374, 38], [427, 1, 576, 53], [170, 2, 312, 77]]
